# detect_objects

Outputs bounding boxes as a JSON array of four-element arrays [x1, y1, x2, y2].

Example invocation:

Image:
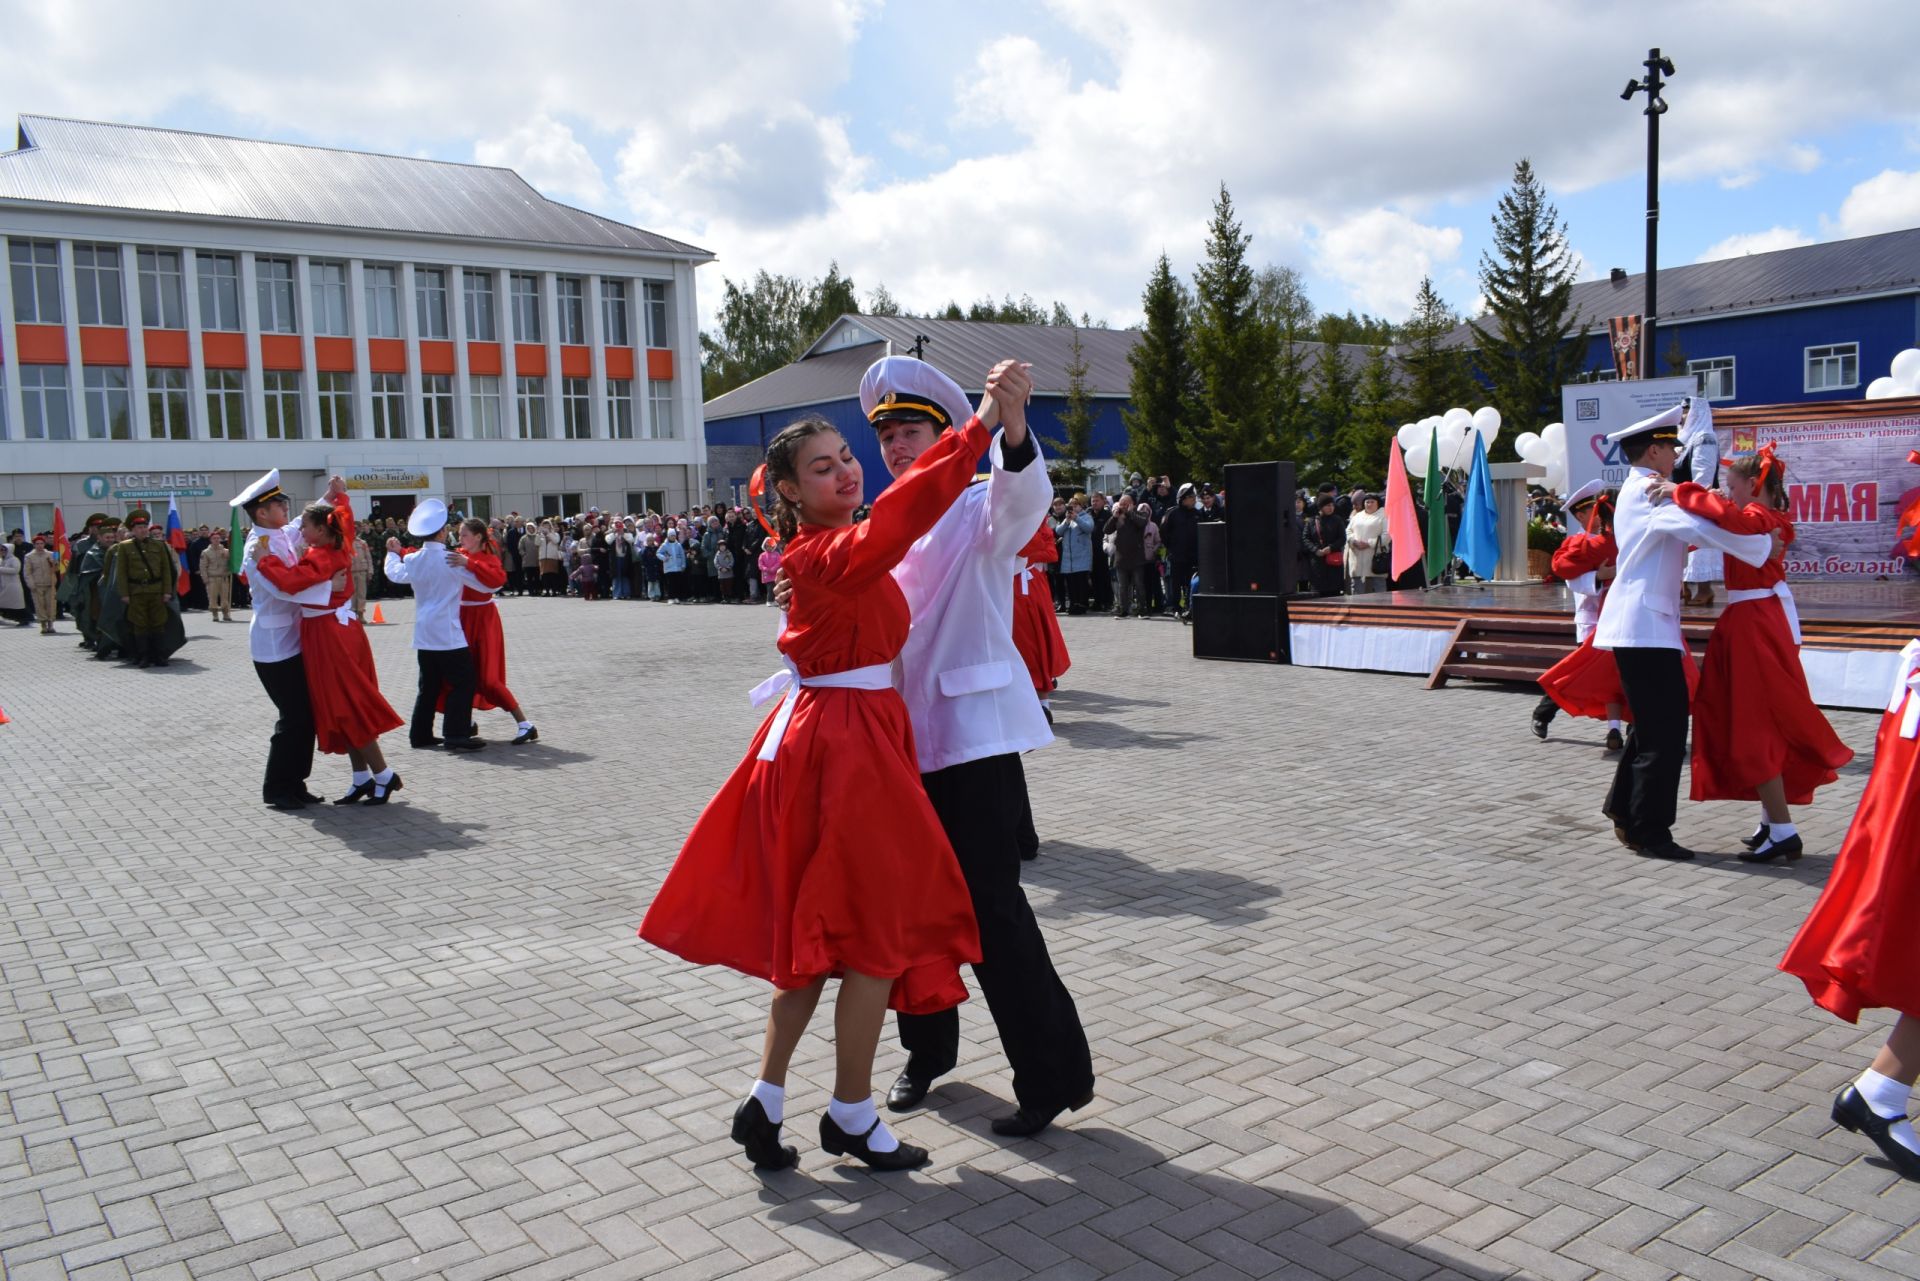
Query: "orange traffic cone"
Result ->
[[369, 603, 387, 625], [0, 704, 9, 724]]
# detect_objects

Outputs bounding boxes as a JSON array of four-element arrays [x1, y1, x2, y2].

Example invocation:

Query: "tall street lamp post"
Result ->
[[1621, 48, 1675, 369]]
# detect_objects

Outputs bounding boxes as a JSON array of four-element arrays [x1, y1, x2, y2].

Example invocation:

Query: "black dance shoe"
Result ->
[[511, 725, 539, 745], [266, 795, 308, 811], [1530, 711, 1551, 740], [443, 736, 488, 752], [334, 781, 375, 805], [1741, 823, 1769, 851], [990, 1087, 1095, 1139], [1635, 840, 1696, 861], [886, 1072, 933, 1113], [1603, 728, 1625, 753], [1739, 833, 1803, 863], [300, 791, 326, 804], [730, 1097, 798, 1171], [818, 1113, 928, 1170], [1832, 1086, 1920, 1181], [366, 774, 403, 806], [410, 736, 443, 749]]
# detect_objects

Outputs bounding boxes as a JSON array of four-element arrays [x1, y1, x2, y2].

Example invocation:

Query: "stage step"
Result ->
[[1429, 615, 1715, 690]]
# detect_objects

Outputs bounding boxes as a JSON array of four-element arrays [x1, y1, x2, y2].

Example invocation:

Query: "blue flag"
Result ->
[[1455, 432, 1500, 579]]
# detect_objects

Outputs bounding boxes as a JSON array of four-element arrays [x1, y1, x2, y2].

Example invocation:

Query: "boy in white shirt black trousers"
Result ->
[[384, 499, 485, 751]]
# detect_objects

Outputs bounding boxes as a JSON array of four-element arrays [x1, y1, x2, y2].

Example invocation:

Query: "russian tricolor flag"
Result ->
[[166, 495, 191, 596]]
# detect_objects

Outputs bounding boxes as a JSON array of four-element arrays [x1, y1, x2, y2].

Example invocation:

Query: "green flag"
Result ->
[[1422, 425, 1451, 582], [228, 504, 245, 574]]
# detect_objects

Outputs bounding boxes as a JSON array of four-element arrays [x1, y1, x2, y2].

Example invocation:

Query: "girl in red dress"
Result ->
[[1668, 448, 1853, 861], [436, 518, 538, 745], [641, 370, 1024, 1174], [1012, 519, 1070, 718], [1536, 490, 1630, 750], [252, 480, 405, 804], [1779, 639, 1920, 1181]]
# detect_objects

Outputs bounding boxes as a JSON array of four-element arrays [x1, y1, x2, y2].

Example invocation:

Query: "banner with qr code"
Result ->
[[1561, 376, 1694, 500]]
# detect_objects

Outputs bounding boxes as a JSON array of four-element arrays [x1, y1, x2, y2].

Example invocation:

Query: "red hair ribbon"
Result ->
[[1752, 442, 1781, 493], [1582, 492, 1613, 535], [1908, 449, 1920, 466], [748, 464, 776, 538]]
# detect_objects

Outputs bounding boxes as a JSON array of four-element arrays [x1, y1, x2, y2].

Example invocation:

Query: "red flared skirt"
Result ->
[[1540, 637, 1699, 722], [436, 603, 517, 714], [300, 615, 404, 755], [1690, 598, 1852, 803], [638, 685, 982, 1014], [1013, 581, 1070, 694], [1780, 707, 1920, 1022]]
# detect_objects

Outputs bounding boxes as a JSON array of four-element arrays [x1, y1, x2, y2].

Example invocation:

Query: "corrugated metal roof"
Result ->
[[0, 115, 712, 259], [1446, 225, 1920, 346], [706, 313, 1388, 419]]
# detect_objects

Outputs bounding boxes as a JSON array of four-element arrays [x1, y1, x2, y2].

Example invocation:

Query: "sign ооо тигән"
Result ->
[[84, 473, 214, 500], [340, 468, 431, 491]]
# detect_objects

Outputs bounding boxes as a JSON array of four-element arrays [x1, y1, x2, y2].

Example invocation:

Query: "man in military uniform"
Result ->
[[22, 533, 59, 635], [78, 521, 120, 656], [201, 528, 235, 621], [107, 510, 179, 668], [59, 513, 106, 645]]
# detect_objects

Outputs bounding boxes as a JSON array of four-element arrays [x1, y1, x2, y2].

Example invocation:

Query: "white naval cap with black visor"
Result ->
[[859, 355, 974, 434]]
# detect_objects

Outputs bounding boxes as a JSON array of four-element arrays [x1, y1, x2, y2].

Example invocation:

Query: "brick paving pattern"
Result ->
[[2, 596, 1917, 1280]]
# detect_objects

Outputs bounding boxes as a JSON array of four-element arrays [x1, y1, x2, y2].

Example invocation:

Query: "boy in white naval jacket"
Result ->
[[233, 468, 335, 811], [384, 499, 484, 751], [811, 355, 1096, 1139]]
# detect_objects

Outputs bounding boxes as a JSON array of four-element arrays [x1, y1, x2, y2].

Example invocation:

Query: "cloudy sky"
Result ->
[[5, 0, 1918, 330]]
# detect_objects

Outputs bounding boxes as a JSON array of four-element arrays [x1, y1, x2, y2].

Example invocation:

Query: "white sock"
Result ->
[[1856, 1069, 1920, 1154], [517, 721, 533, 733], [1608, 719, 1622, 732], [749, 1079, 784, 1125], [827, 1095, 898, 1152], [1769, 822, 1797, 840], [352, 769, 372, 785], [374, 767, 395, 785]]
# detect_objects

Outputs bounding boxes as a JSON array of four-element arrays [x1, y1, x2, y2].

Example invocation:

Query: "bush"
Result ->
[[1527, 517, 1566, 554]]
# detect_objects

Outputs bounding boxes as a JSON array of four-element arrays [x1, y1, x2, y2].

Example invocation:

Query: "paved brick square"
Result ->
[[2, 596, 1917, 1279]]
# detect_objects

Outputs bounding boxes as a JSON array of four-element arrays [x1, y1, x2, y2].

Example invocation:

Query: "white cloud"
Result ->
[[1696, 227, 1815, 261], [1310, 210, 1462, 317], [474, 115, 605, 205], [1830, 169, 1920, 239]]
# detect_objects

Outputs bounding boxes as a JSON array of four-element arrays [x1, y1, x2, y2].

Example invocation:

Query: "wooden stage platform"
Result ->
[[1284, 579, 1919, 709]]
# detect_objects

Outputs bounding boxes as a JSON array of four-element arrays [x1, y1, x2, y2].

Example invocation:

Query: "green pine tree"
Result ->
[[699, 262, 862, 400], [1337, 344, 1406, 490], [1044, 329, 1096, 490], [1120, 253, 1198, 481], [1469, 160, 1586, 441], [1188, 185, 1278, 478], [1400, 275, 1478, 419], [1305, 340, 1356, 488], [1254, 265, 1313, 465]]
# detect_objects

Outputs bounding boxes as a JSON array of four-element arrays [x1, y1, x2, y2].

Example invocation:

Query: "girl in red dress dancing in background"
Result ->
[[1534, 485, 1628, 752], [438, 518, 538, 745], [641, 367, 1024, 1174], [252, 479, 405, 804], [1666, 448, 1853, 861], [1779, 639, 1920, 1181], [1012, 518, 1070, 720]]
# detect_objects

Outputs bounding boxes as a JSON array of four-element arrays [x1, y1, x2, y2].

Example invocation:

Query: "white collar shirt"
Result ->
[[383, 541, 469, 650], [241, 522, 330, 663], [1593, 466, 1773, 651]]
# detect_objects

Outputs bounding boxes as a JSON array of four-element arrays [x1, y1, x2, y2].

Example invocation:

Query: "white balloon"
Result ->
[[1444, 407, 1473, 430], [1471, 406, 1502, 437], [1866, 376, 1899, 400], [1514, 431, 1543, 460], [1397, 422, 1424, 449], [1889, 348, 1920, 389], [1541, 421, 1567, 449], [1405, 441, 1432, 476]]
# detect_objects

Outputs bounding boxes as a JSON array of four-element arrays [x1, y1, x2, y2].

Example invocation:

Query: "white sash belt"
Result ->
[[749, 657, 894, 761], [1888, 639, 1920, 740], [460, 598, 497, 609], [1725, 581, 1801, 645], [302, 602, 357, 626], [1018, 560, 1036, 595]]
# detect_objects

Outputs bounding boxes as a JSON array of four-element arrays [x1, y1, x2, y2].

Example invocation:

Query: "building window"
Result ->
[[469, 375, 503, 439], [1806, 342, 1858, 393], [415, 267, 449, 339], [606, 378, 634, 438], [463, 271, 497, 342], [510, 273, 542, 342], [146, 368, 189, 440], [364, 264, 401, 338], [263, 371, 303, 440], [84, 367, 132, 440], [450, 494, 493, 521], [206, 369, 246, 439], [602, 280, 630, 346], [644, 281, 669, 347], [370, 372, 407, 439], [256, 257, 298, 334], [562, 376, 591, 438], [539, 492, 583, 519], [626, 489, 666, 515], [10, 239, 62, 324], [137, 248, 186, 329], [648, 378, 675, 439], [309, 261, 350, 336], [556, 276, 586, 344], [73, 243, 125, 326], [421, 373, 455, 438], [317, 371, 354, 439], [197, 253, 242, 331], [1689, 356, 1735, 402], [19, 366, 72, 439], [516, 374, 547, 438]]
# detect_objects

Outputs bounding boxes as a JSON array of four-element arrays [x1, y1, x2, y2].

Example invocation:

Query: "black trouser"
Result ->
[[1606, 646, 1690, 846], [1168, 557, 1196, 613], [413, 647, 477, 744], [1089, 550, 1112, 611], [255, 655, 316, 802], [897, 753, 1094, 1113], [1533, 693, 1559, 726], [1062, 570, 1089, 614]]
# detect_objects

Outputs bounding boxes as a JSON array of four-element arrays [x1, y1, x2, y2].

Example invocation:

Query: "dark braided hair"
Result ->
[[459, 516, 497, 556], [764, 416, 843, 541], [301, 500, 344, 547], [1727, 450, 1790, 512]]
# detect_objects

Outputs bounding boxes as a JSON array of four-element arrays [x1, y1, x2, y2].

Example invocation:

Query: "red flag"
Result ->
[[166, 495, 191, 596], [1385, 439, 1424, 580], [52, 507, 70, 577]]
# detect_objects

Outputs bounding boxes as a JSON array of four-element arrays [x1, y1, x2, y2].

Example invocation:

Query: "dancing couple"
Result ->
[[641, 355, 1094, 1172]]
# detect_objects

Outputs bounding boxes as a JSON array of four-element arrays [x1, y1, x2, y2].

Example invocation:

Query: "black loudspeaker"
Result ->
[[1197, 522, 1228, 593], [1223, 461, 1298, 596], [1191, 593, 1290, 664]]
